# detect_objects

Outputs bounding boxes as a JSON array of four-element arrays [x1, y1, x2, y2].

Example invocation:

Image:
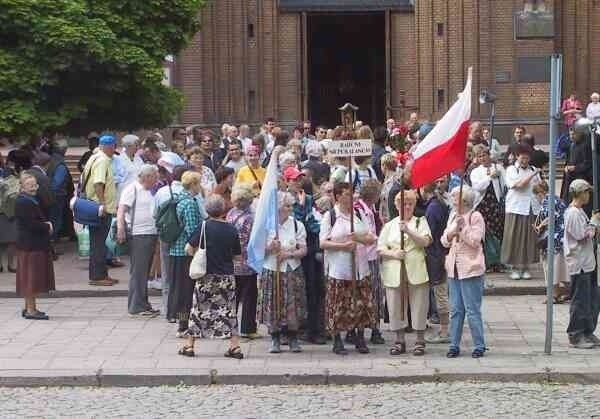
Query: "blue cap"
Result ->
[[99, 135, 117, 146]]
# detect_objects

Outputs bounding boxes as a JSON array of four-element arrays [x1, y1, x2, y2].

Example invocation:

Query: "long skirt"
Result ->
[[188, 274, 238, 339], [369, 260, 385, 324], [257, 267, 307, 333], [16, 249, 55, 297], [326, 277, 375, 334], [169, 256, 194, 322], [501, 212, 539, 266]]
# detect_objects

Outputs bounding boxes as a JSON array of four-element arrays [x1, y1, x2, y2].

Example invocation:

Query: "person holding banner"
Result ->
[[378, 190, 432, 356], [320, 182, 376, 355], [258, 191, 308, 354], [441, 185, 487, 358]]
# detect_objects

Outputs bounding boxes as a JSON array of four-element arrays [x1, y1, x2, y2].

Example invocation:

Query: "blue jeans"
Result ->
[[448, 276, 485, 352]]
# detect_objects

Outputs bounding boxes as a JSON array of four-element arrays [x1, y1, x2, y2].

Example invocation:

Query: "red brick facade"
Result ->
[[174, 0, 597, 140]]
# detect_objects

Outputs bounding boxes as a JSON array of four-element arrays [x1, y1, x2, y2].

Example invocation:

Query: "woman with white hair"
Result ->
[[117, 164, 160, 316], [258, 191, 308, 354], [441, 185, 487, 358], [226, 183, 259, 339], [179, 194, 244, 359], [586, 92, 600, 121]]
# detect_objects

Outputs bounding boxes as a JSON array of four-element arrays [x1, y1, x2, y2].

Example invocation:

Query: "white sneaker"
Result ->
[[521, 271, 532, 280], [510, 271, 521, 280]]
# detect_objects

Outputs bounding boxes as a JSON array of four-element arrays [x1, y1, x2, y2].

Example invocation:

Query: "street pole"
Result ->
[[590, 123, 598, 211], [489, 101, 496, 143], [544, 53, 562, 355]]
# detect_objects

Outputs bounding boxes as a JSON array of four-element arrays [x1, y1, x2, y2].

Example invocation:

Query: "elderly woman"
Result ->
[[169, 171, 203, 337], [355, 179, 385, 345], [117, 164, 160, 316], [15, 173, 55, 319], [226, 184, 259, 338], [379, 153, 400, 224], [533, 181, 570, 304], [469, 144, 506, 272], [320, 182, 377, 355], [378, 190, 432, 356], [258, 191, 308, 353], [563, 179, 600, 349], [178, 195, 242, 358], [502, 144, 541, 280], [441, 186, 486, 358], [186, 146, 216, 194], [586, 92, 600, 121]]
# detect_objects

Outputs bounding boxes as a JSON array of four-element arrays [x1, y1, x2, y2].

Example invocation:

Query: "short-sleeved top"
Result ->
[[119, 181, 157, 235], [188, 219, 241, 275], [319, 206, 370, 281], [236, 165, 266, 194], [563, 206, 596, 275], [378, 216, 431, 287], [198, 166, 216, 194], [169, 190, 201, 257], [226, 207, 254, 276], [505, 164, 541, 216], [83, 150, 117, 214], [264, 216, 307, 272]]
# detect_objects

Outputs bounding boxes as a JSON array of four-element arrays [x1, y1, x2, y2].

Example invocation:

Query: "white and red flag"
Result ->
[[410, 67, 472, 188]]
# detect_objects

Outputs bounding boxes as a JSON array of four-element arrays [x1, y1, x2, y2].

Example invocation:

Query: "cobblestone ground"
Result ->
[[1, 383, 599, 418]]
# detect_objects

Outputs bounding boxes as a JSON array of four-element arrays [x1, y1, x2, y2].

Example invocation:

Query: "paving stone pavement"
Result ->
[[0, 241, 547, 297], [1, 382, 600, 418], [0, 295, 599, 386]]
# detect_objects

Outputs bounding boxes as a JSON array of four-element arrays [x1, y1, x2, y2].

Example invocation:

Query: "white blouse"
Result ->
[[469, 163, 506, 208], [264, 216, 307, 272], [504, 164, 541, 216]]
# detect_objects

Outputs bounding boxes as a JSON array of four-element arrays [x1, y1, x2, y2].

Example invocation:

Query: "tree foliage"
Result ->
[[0, 0, 205, 140]]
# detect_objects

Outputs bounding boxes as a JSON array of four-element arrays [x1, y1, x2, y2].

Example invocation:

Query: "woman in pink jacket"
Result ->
[[441, 185, 486, 359]]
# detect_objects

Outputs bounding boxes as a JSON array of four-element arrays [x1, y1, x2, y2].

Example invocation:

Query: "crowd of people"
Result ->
[[3, 96, 600, 356]]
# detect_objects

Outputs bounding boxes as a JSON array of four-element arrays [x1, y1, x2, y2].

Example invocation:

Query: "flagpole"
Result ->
[[399, 186, 408, 321], [348, 156, 357, 309]]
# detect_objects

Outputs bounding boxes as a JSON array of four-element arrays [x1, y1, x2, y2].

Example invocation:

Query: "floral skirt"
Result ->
[[257, 267, 307, 333], [369, 260, 385, 322], [188, 274, 238, 339], [326, 277, 375, 334]]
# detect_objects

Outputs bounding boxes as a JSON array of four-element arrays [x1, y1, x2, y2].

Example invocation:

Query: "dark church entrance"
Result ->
[[307, 13, 386, 128]]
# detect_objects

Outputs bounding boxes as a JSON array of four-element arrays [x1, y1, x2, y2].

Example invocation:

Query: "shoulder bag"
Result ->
[[189, 221, 207, 280]]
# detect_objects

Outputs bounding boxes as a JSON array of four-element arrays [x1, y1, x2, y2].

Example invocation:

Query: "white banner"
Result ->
[[327, 139, 372, 157]]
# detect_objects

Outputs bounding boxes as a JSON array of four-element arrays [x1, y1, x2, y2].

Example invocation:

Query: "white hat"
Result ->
[[157, 151, 184, 174], [569, 179, 593, 195]]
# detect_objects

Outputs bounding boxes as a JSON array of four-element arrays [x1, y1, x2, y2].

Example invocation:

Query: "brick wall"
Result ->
[[175, 0, 600, 138]]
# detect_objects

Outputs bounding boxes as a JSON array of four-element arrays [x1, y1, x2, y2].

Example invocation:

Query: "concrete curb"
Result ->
[[1, 370, 599, 388], [0, 287, 546, 299]]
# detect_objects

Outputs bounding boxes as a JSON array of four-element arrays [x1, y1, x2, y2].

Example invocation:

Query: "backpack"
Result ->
[[0, 176, 19, 218], [155, 185, 183, 244]]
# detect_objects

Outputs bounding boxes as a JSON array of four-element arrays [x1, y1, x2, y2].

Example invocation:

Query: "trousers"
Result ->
[[89, 216, 111, 281]]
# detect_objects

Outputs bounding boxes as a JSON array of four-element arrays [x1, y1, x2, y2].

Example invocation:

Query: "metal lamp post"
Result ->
[[479, 89, 497, 141]]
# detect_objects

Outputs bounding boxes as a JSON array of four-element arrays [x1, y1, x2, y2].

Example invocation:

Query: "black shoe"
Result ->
[[370, 329, 385, 345], [345, 329, 356, 344], [471, 348, 485, 358], [333, 334, 348, 355], [280, 334, 289, 346], [24, 310, 49, 320], [307, 334, 327, 345], [355, 331, 370, 354], [404, 326, 414, 333], [446, 348, 460, 358]]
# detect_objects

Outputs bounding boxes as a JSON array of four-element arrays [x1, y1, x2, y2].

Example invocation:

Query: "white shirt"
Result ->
[[265, 133, 275, 153], [563, 206, 596, 275], [263, 216, 307, 272], [239, 137, 253, 153], [115, 152, 141, 197], [470, 163, 506, 208], [505, 164, 541, 216], [319, 206, 370, 281], [226, 159, 246, 175], [119, 181, 157, 235], [345, 166, 376, 191], [586, 102, 600, 121], [155, 181, 208, 220]]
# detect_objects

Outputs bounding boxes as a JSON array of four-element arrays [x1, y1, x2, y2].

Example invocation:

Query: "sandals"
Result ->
[[390, 342, 406, 356], [413, 342, 426, 356], [224, 346, 244, 359], [446, 348, 460, 358], [178, 345, 195, 357]]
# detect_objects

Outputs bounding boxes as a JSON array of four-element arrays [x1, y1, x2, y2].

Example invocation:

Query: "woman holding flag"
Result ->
[[320, 182, 377, 355], [257, 191, 308, 354]]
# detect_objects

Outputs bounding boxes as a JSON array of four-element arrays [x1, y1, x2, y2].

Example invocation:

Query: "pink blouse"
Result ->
[[441, 210, 486, 280]]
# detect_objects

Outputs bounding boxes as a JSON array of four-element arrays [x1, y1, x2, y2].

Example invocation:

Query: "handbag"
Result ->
[[72, 155, 103, 226], [189, 221, 207, 280], [533, 212, 550, 250]]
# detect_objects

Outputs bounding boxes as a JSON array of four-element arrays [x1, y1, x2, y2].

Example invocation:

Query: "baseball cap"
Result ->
[[569, 179, 593, 195], [283, 166, 304, 181], [99, 135, 117, 146]]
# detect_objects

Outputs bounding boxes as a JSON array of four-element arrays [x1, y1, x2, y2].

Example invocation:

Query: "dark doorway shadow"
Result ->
[[308, 13, 386, 128]]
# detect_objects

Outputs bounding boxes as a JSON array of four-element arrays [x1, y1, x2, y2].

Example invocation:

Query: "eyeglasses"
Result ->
[[229, 148, 240, 152]]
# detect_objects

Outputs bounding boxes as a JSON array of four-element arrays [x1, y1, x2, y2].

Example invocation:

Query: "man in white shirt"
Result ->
[[239, 124, 253, 152], [115, 134, 142, 198]]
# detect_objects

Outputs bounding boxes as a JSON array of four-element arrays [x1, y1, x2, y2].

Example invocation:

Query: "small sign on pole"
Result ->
[[327, 139, 373, 157]]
